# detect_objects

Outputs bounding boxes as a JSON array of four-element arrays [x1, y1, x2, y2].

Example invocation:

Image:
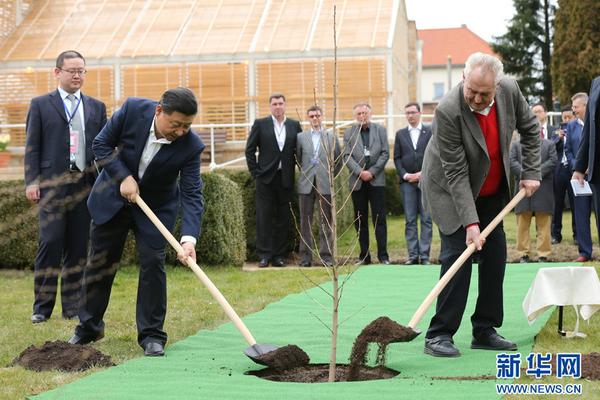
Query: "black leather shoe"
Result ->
[[424, 336, 460, 357], [551, 237, 560, 245], [144, 341, 165, 356], [299, 261, 311, 267], [380, 259, 391, 265], [258, 258, 269, 268], [519, 255, 530, 263], [68, 331, 105, 345], [272, 257, 285, 267], [538, 256, 549, 263], [420, 259, 430, 265], [404, 259, 419, 265], [356, 256, 371, 266], [31, 313, 48, 324], [471, 333, 517, 351]]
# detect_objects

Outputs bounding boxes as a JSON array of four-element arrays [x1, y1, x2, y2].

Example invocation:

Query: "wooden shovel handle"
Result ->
[[134, 195, 257, 346], [407, 188, 526, 329]]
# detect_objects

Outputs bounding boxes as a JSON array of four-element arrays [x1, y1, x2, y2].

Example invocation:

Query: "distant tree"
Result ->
[[552, 0, 600, 104], [491, 0, 555, 107]]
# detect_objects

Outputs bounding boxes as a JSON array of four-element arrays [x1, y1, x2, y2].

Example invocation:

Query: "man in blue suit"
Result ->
[[69, 87, 205, 357], [565, 92, 593, 261], [573, 77, 600, 254], [25, 50, 107, 323]]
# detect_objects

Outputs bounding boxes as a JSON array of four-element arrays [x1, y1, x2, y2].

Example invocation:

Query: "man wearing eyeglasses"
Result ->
[[24, 50, 107, 324]]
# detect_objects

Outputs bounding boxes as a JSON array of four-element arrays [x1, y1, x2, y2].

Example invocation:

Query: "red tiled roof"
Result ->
[[418, 25, 496, 66]]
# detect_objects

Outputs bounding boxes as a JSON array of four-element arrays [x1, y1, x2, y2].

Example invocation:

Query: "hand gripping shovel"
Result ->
[[397, 188, 527, 342], [135, 195, 308, 368]]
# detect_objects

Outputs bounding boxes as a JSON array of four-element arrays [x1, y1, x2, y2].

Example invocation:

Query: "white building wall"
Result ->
[[420, 66, 464, 103]]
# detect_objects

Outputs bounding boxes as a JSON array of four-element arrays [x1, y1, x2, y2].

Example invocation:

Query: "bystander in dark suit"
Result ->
[[69, 88, 204, 357], [343, 102, 390, 265], [552, 105, 577, 244], [510, 137, 557, 263], [566, 92, 593, 262], [24, 50, 107, 323], [245, 93, 302, 268], [394, 102, 433, 265], [296, 105, 341, 267], [573, 78, 600, 257]]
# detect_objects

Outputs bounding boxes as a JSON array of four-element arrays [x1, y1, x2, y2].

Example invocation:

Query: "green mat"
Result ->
[[34, 263, 560, 400]]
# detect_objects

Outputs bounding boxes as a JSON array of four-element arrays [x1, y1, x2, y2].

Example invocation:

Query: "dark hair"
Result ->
[[269, 93, 286, 103], [306, 105, 323, 115], [561, 105, 573, 113], [159, 87, 198, 116], [405, 102, 421, 112], [532, 102, 547, 112], [56, 50, 85, 68]]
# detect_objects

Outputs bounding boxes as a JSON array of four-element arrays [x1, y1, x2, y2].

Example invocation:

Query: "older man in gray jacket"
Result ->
[[343, 103, 390, 265], [296, 105, 341, 267], [420, 53, 541, 357]]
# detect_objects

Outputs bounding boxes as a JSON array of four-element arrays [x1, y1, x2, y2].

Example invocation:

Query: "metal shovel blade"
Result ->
[[243, 343, 280, 366]]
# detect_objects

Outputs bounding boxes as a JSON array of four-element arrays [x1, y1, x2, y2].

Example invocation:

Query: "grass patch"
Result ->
[[2, 212, 599, 399]]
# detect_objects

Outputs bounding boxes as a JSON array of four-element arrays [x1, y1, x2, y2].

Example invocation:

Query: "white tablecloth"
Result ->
[[522, 267, 600, 336]]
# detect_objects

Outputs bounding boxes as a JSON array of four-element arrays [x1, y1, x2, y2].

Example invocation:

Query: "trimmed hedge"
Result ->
[[0, 172, 245, 268], [218, 169, 355, 261]]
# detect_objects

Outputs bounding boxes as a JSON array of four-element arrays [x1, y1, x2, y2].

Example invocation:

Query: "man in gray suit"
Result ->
[[296, 105, 341, 267], [343, 103, 390, 265], [420, 53, 541, 357]]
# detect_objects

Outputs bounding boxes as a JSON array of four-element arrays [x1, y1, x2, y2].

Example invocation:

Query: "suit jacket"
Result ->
[[393, 124, 432, 183], [575, 76, 600, 183], [510, 138, 557, 214], [421, 78, 541, 235], [88, 97, 205, 240], [565, 119, 584, 171], [245, 116, 302, 188], [24, 89, 107, 187], [343, 122, 389, 191], [296, 129, 341, 195]]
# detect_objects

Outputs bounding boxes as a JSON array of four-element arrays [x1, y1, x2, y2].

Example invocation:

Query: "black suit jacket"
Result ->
[[89, 97, 205, 239], [24, 89, 107, 187], [245, 116, 302, 188], [575, 76, 600, 183], [393, 124, 432, 183]]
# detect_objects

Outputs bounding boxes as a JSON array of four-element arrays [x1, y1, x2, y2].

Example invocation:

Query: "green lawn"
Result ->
[[1, 213, 599, 399]]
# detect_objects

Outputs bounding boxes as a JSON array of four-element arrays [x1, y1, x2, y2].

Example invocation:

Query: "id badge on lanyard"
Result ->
[[64, 97, 81, 163]]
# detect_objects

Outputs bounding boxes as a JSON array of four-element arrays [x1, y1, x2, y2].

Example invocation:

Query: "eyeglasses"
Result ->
[[405, 111, 420, 115], [308, 114, 322, 119], [60, 69, 87, 76]]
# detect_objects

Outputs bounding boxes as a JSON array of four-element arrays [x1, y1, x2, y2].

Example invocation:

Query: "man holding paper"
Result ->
[[567, 92, 593, 262], [573, 77, 600, 255]]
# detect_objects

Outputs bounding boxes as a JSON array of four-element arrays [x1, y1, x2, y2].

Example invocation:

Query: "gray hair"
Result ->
[[464, 52, 504, 84], [352, 102, 372, 111], [571, 92, 588, 104]]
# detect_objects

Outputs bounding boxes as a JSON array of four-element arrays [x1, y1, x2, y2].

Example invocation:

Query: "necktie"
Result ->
[[540, 126, 545, 139], [67, 94, 85, 171]]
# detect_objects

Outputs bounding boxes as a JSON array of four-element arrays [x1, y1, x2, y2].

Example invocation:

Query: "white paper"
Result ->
[[570, 179, 593, 196]]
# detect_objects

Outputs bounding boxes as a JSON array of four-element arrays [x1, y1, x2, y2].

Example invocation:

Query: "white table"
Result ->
[[522, 266, 600, 337]]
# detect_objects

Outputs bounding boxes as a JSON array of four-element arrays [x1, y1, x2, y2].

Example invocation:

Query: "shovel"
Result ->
[[398, 188, 527, 341], [134, 195, 291, 367]]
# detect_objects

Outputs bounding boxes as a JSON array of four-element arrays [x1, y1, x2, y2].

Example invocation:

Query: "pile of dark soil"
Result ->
[[247, 363, 398, 382], [10, 341, 114, 372], [347, 316, 413, 381], [582, 352, 600, 380], [255, 344, 310, 370]]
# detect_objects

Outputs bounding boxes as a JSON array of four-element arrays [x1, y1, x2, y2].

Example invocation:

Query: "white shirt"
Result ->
[[58, 87, 85, 133], [408, 122, 422, 150], [540, 122, 548, 140], [139, 118, 196, 245], [470, 99, 495, 116], [310, 128, 321, 158], [272, 116, 287, 151]]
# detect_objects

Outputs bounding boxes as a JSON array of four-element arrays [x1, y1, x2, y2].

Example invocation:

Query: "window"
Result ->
[[433, 82, 445, 100]]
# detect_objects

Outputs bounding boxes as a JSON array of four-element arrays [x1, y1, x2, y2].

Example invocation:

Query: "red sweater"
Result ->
[[474, 103, 503, 197]]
